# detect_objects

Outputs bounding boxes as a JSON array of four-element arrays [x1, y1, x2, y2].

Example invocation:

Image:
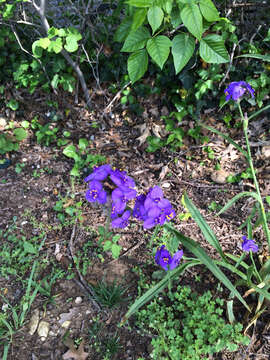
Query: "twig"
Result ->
[[31, 0, 92, 108], [103, 81, 131, 113], [68, 221, 101, 311], [219, 42, 237, 89]]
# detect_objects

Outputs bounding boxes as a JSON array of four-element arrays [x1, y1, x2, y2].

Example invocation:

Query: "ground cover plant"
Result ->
[[0, 0, 270, 359]]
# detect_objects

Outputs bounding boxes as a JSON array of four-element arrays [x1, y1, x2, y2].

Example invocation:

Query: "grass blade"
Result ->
[[165, 224, 251, 311], [217, 191, 260, 216], [184, 194, 225, 260], [121, 260, 200, 324], [199, 123, 248, 157]]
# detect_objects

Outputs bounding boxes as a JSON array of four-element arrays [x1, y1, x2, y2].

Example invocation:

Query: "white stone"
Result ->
[[61, 320, 71, 329], [75, 297, 82, 304], [28, 309, 40, 335], [37, 321, 50, 339]]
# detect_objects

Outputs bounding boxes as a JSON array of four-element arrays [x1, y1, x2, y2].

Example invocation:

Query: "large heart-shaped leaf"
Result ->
[[132, 8, 148, 31], [147, 6, 164, 34], [199, 34, 229, 63], [172, 34, 195, 74], [199, 0, 219, 22], [121, 26, 151, 52], [146, 35, 171, 69], [128, 49, 148, 83], [181, 3, 202, 40]]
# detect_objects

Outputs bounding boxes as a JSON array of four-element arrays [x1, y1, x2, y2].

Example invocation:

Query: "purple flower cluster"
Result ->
[[155, 245, 183, 271], [84, 165, 175, 230], [224, 81, 255, 102]]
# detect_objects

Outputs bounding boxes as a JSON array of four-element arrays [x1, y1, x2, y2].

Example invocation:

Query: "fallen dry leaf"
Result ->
[[62, 339, 89, 360]]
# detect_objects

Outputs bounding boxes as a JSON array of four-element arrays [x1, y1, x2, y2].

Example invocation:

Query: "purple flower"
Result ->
[[111, 210, 131, 228], [84, 165, 112, 182], [85, 180, 107, 204], [133, 194, 148, 221], [155, 245, 183, 271], [224, 81, 255, 101], [242, 236, 258, 253], [110, 169, 136, 188], [111, 186, 137, 214], [144, 186, 164, 210], [143, 201, 176, 229]]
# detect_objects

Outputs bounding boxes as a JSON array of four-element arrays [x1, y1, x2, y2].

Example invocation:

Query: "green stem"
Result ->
[[250, 251, 262, 283], [237, 102, 270, 247]]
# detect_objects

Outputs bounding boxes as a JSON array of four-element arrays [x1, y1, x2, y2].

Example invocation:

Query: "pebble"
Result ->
[[211, 169, 229, 184], [61, 320, 71, 329], [37, 321, 50, 339], [75, 296, 82, 304], [28, 309, 40, 336]]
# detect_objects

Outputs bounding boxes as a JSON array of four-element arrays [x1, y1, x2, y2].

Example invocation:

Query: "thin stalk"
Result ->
[[237, 102, 270, 247], [250, 251, 262, 283]]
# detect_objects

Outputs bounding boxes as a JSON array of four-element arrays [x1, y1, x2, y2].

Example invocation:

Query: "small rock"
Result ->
[[161, 182, 170, 188], [211, 169, 229, 184], [49, 330, 57, 337], [0, 117, 7, 128], [75, 296, 82, 304], [262, 146, 270, 158], [61, 320, 71, 329], [29, 309, 40, 336], [37, 321, 50, 339]]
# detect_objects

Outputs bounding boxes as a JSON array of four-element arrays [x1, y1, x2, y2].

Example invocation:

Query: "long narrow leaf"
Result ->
[[165, 224, 251, 311], [217, 191, 260, 216], [184, 194, 225, 260], [214, 260, 247, 280], [248, 103, 270, 121], [225, 253, 249, 270], [199, 123, 248, 157], [121, 260, 200, 324]]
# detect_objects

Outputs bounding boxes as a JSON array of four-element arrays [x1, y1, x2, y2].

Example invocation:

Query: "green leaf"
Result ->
[[126, 0, 153, 7], [38, 37, 50, 49], [146, 35, 171, 69], [199, 0, 219, 22], [181, 3, 202, 40], [147, 6, 164, 34], [23, 241, 37, 254], [64, 35, 79, 53], [48, 38, 63, 54], [103, 241, 112, 251], [237, 53, 270, 62], [132, 9, 147, 31], [111, 244, 121, 258], [217, 191, 260, 216], [199, 34, 229, 63], [63, 145, 78, 160], [7, 99, 19, 111], [128, 49, 148, 83], [78, 138, 88, 150], [70, 165, 80, 177], [121, 26, 151, 52], [163, 0, 173, 14], [165, 224, 251, 312], [13, 128, 27, 141], [66, 27, 82, 41], [172, 34, 195, 74], [184, 194, 225, 259], [32, 40, 43, 58], [114, 16, 133, 42]]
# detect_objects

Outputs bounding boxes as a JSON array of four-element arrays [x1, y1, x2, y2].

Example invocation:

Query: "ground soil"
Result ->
[[0, 86, 270, 360]]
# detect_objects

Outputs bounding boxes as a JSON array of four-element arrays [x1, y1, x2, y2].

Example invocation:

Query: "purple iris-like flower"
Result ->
[[224, 81, 255, 101], [85, 180, 107, 204], [133, 194, 148, 221], [242, 236, 258, 253], [111, 210, 131, 228], [110, 169, 136, 188], [144, 186, 164, 210], [111, 186, 137, 214], [143, 201, 175, 229], [84, 164, 112, 182], [155, 245, 183, 271]]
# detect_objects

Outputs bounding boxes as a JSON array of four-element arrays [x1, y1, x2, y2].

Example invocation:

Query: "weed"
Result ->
[[92, 278, 128, 309]]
